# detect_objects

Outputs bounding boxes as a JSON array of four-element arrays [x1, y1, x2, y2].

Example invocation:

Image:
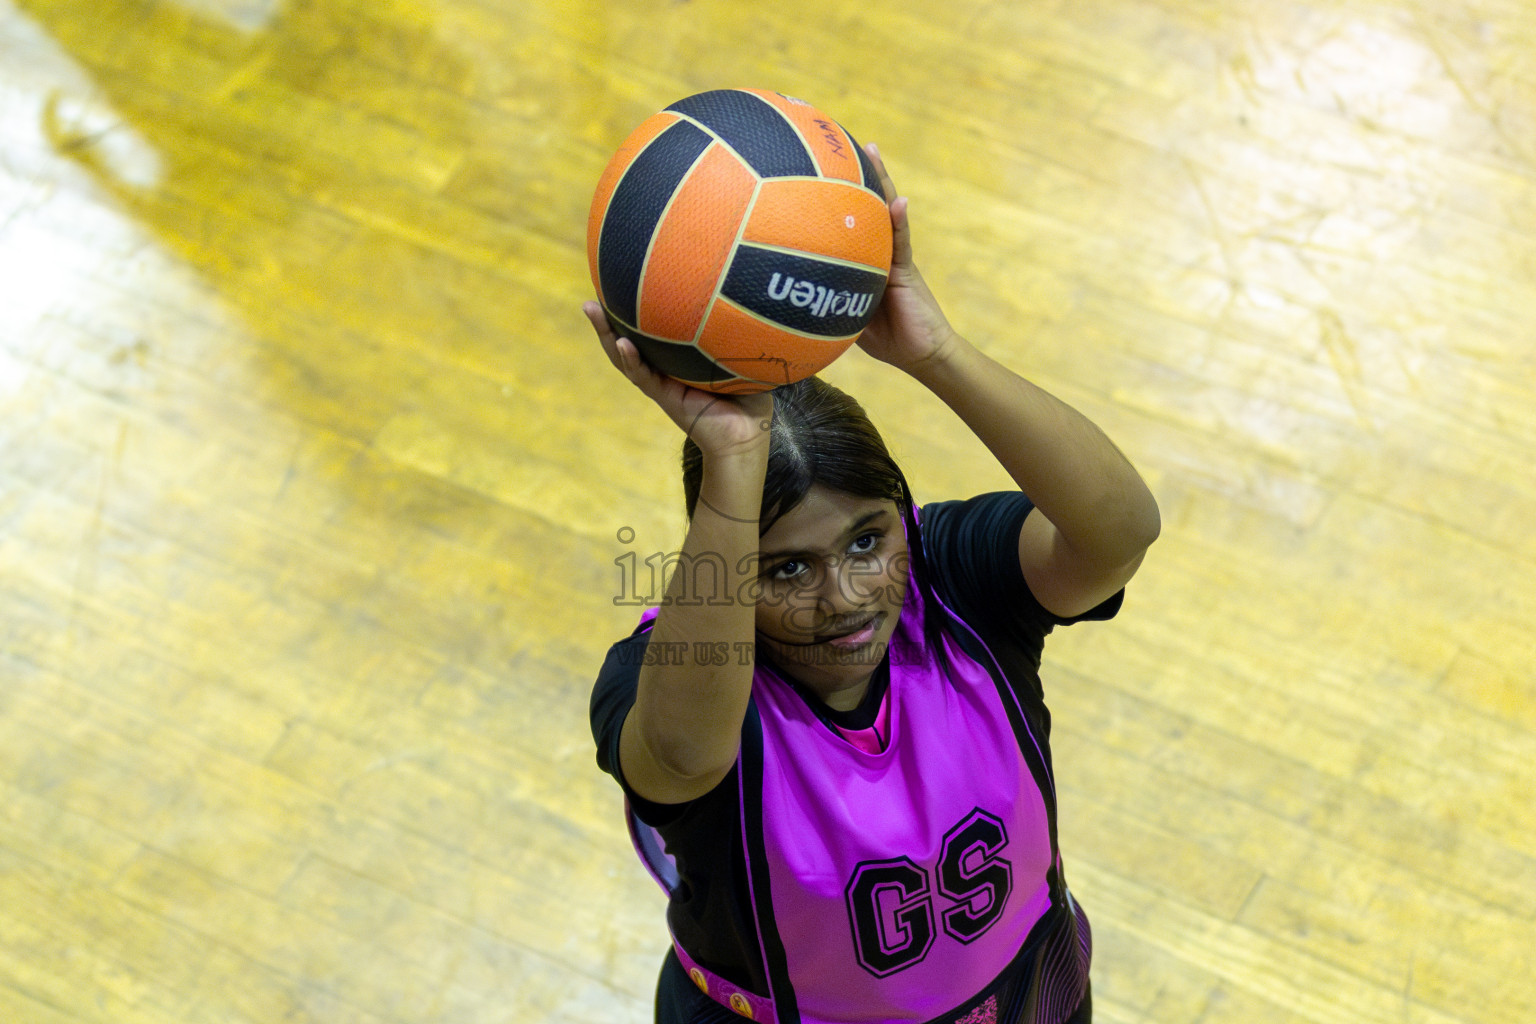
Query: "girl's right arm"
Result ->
[[623, 444, 766, 803], [585, 303, 770, 805]]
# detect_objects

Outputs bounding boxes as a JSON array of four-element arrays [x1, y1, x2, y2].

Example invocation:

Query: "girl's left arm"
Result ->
[[911, 340, 1160, 618], [857, 145, 1160, 618]]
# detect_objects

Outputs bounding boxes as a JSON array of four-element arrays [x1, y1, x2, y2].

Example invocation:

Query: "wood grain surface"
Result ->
[[1, 1, 1532, 1021]]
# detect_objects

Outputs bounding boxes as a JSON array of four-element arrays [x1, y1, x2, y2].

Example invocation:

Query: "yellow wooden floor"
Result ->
[[2, 1, 1533, 1021]]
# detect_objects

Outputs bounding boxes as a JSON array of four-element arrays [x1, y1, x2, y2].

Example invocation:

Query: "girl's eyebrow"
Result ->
[[760, 509, 892, 562]]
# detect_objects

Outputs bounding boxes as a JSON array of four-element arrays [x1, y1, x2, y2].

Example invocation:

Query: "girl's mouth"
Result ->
[[817, 614, 880, 648]]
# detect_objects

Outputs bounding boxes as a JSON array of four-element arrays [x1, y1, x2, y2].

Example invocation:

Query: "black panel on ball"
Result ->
[[721, 247, 889, 338], [597, 120, 712, 328], [666, 90, 817, 178], [609, 313, 737, 384]]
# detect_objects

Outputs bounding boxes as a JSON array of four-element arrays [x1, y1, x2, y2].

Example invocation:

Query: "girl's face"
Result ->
[[754, 485, 909, 710]]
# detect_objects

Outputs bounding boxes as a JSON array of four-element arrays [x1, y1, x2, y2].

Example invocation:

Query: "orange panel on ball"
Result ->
[[637, 143, 759, 341], [741, 180, 893, 271], [698, 299, 856, 388]]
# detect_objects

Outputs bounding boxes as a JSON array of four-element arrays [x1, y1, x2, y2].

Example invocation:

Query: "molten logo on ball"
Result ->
[[766, 273, 876, 320]]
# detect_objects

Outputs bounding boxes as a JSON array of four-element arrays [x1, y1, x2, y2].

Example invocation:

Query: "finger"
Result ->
[[586, 302, 641, 379], [584, 301, 654, 386], [586, 304, 681, 408], [864, 143, 914, 266], [583, 301, 623, 364], [888, 194, 914, 267], [865, 142, 898, 205]]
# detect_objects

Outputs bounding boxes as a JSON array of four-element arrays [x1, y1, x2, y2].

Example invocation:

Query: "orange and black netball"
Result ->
[[587, 89, 892, 394]]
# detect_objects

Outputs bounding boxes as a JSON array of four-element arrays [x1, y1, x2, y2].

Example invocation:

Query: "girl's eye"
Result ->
[[769, 560, 807, 581], [849, 532, 880, 555], [765, 532, 882, 582]]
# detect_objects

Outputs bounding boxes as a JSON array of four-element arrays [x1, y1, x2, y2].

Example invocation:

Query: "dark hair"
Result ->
[[681, 377, 904, 531], [681, 377, 952, 675]]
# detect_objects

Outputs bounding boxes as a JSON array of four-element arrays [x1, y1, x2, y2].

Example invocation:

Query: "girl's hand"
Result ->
[[855, 144, 962, 375], [584, 302, 773, 458]]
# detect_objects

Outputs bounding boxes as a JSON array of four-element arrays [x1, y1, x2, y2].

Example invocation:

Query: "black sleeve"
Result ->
[[919, 492, 1123, 667], [589, 629, 691, 826], [590, 632, 644, 783]]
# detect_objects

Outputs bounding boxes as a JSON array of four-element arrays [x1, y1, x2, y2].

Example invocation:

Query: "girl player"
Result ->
[[586, 145, 1160, 1024]]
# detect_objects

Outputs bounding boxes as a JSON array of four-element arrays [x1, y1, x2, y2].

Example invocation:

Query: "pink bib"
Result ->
[[747, 580, 1055, 1022]]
